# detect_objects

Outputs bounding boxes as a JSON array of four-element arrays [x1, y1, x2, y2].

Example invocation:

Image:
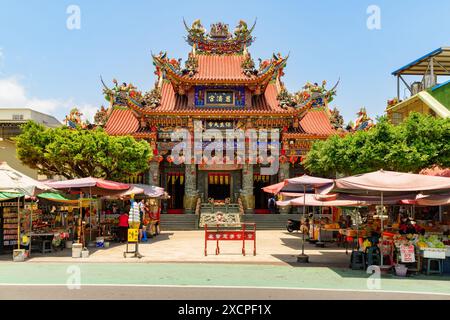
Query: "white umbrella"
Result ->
[[0, 162, 52, 251], [0, 162, 52, 196]]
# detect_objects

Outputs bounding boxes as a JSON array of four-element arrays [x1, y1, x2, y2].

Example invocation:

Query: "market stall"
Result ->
[[46, 177, 131, 250], [0, 162, 53, 260], [106, 184, 166, 238], [321, 170, 450, 273], [28, 193, 97, 256]]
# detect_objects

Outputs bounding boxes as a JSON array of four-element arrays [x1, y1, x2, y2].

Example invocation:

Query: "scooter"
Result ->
[[286, 219, 301, 233]]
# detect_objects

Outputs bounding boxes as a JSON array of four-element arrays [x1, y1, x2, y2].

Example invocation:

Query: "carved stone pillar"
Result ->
[[183, 164, 198, 214], [148, 161, 160, 186], [240, 163, 255, 214]]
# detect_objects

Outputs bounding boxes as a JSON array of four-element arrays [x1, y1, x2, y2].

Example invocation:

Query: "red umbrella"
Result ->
[[46, 177, 130, 196]]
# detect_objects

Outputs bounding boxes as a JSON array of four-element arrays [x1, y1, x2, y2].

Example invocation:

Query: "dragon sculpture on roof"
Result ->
[[278, 79, 339, 110], [350, 107, 374, 131], [64, 108, 90, 129], [183, 19, 256, 54], [101, 77, 161, 109]]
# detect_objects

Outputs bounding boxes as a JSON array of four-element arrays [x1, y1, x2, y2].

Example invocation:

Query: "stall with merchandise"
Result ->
[[323, 170, 450, 275]]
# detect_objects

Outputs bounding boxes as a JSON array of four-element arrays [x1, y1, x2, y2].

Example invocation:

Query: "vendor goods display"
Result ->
[[416, 235, 446, 249], [1, 207, 19, 248], [128, 202, 140, 229]]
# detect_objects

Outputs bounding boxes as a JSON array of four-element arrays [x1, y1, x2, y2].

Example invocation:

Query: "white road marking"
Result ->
[[0, 283, 449, 297]]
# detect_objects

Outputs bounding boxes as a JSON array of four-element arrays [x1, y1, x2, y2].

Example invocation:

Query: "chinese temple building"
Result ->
[[100, 19, 340, 216]]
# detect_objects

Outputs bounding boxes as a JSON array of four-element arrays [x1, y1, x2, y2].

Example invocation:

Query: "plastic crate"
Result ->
[[422, 248, 446, 259]]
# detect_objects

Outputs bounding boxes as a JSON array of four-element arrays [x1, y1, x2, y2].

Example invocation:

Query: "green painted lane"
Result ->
[[0, 263, 449, 295]]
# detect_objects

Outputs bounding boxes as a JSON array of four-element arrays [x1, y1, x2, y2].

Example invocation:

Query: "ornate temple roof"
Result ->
[[183, 19, 256, 55], [104, 108, 139, 135], [125, 81, 293, 116], [299, 109, 337, 136], [103, 19, 338, 138], [152, 51, 287, 90]]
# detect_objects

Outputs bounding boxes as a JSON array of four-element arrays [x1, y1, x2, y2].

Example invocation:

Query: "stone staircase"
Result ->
[[243, 214, 302, 230], [160, 210, 302, 231], [159, 214, 198, 231]]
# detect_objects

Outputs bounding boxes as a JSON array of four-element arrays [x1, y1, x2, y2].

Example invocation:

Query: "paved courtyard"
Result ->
[[10, 230, 350, 266]]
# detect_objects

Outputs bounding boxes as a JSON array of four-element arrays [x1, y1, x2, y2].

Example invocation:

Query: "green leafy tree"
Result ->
[[15, 121, 152, 181], [304, 113, 450, 177]]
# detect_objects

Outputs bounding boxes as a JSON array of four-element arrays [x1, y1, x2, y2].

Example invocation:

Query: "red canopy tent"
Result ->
[[323, 170, 450, 196], [46, 177, 131, 196], [263, 175, 334, 195], [277, 193, 366, 207], [321, 170, 450, 266], [46, 177, 132, 245]]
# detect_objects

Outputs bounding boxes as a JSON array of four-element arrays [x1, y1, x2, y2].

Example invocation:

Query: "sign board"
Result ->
[[127, 229, 139, 243], [206, 91, 234, 105], [400, 245, 415, 263], [205, 231, 255, 241], [0, 202, 20, 207]]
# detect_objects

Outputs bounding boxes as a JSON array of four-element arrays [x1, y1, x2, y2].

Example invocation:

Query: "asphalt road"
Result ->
[[1, 285, 449, 300]]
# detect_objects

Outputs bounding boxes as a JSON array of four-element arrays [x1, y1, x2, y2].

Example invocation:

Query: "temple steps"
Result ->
[[242, 214, 303, 230], [160, 213, 303, 231], [159, 214, 199, 231]]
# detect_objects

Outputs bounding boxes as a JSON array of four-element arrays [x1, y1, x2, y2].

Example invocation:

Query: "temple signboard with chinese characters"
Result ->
[[102, 19, 339, 215], [205, 121, 234, 130], [206, 91, 234, 106], [195, 86, 245, 108]]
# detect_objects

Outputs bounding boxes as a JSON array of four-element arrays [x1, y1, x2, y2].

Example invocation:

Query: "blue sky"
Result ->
[[0, 0, 449, 123]]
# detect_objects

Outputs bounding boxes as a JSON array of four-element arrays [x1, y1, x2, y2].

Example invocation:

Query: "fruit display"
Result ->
[[418, 235, 445, 249]]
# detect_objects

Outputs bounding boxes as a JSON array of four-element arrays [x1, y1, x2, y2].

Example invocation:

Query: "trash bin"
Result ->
[[13, 249, 26, 262], [72, 243, 82, 258]]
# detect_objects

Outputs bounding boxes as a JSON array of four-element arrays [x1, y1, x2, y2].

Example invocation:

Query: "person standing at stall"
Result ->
[[138, 199, 147, 242], [118, 211, 129, 243]]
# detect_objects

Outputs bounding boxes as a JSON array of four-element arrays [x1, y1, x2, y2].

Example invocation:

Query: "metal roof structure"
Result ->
[[392, 47, 450, 76]]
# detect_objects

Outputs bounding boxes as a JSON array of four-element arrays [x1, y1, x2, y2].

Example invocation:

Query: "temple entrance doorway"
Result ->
[[254, 174, 272, 214], [207, 173, 231, 200], [165, 172, 185, 213]]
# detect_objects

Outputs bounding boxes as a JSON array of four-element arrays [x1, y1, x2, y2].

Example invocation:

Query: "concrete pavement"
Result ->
[[1, 285, 449, 300], [10, 230, 350, 266], [1, 231, 449, 299]]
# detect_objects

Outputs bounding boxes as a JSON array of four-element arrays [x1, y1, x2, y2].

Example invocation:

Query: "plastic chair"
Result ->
[[425, 258, 443, 275], [41, 240, 52, 254]]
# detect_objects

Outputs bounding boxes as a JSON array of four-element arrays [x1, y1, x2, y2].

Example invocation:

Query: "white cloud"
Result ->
[[78, 104, 98, 123], [0, 76, 97, 122]]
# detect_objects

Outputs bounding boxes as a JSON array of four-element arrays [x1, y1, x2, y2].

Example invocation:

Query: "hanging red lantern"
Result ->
[[281, 149, 286, 156], [289, 155, 297, 165], [279, 155, 287, 164]]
